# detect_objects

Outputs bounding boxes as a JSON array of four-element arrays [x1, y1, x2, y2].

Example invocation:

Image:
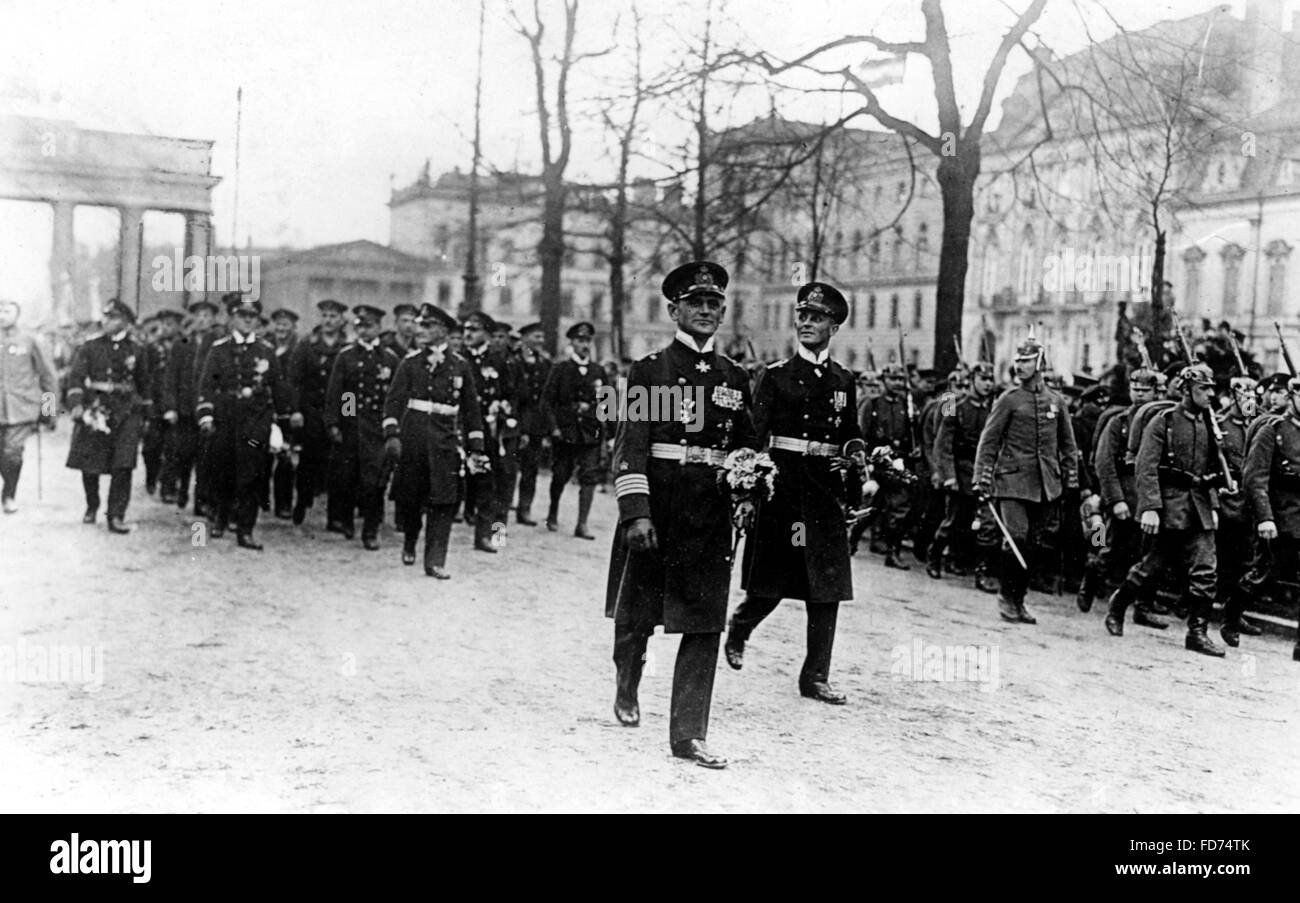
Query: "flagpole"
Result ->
[[232, 86, 243, 251]]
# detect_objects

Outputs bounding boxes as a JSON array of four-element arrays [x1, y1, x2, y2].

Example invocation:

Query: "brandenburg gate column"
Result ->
[[49, 200, 76, 325], [183, 212, 212, 308], [117, 205, 145, 313]]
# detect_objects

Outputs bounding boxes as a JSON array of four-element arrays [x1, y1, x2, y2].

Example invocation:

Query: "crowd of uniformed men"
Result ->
[[1, 257, 1297, 769]]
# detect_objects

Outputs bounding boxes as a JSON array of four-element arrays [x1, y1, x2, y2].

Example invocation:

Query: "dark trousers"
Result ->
[[0, 422, 34, 501], [141, 419, 166, 491], [1235, 535, 1299, 614], [330, 451, 386, 540], [294, 433, 330, 514], [912, 480, 946, 559], [1216, 516, 1255, 613], [82, 470, 131, 520], [932, 490, 998, 567], [164, 419, 199, 508], [613, 623, 720, 745], [994, 498, 1060, 604], [876, 481, 913, 548], [516, 433, 546, 515], [194, 432, 212, 512], [272, 454, 295, 514], [548, 441, 601, 524], [729, 595, 839, 687], [493, 436, 519, 530], [1123, 527, 1217, 620], [209, 433, 265, 535]]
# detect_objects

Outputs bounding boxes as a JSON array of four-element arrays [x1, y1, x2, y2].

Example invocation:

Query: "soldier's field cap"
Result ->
[[102, 298, 136, 323], [269, 307, 299, 323], [1080, 384, 1110, 404], [155, 308, 185, 323], [187, 297, 218, 314], [1130, 367, 1159, 388], [1180, 363, 1215, 387], [566, 321, 596, 340], [795, 282, 848, 324], [226, 294, 263, 317], [316, 298, 347, 314], [392, 303, 419, 318], [491, 319, 513, 336], [1257, 372, 1289, 392], [662, 260, 728, 302], [417, 303, 457, 331], [352, 304, 386, 324], [1014, 336, 1044, 359], [462, 310, 497, 332], [520, 321, 544, 336]]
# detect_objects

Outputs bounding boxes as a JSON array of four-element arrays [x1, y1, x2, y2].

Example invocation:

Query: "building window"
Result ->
[[832, 230, 843, 264], [891, 227, 904, 271], [1266, 240, 1293, 316], [437, 281, 452, 304], [912, 291, 923, 329], [1182, 246, 1205, 310], [869, 234, 881, 268], [848, 293, 857, 329], [590, 290, 604, 322], [1017, 228, 1037, 301], [498, 284, 513, 310], [916, 223, 929, 270], [847, 348, 857, 368], [1221, 243, 1245, 316], [530, 288, 540, 315], [851, 229, 864, 275], [867, 293, 877, 329], [889, 293, 900, 328], [560, 288, 575, 317], [564, 246, 576, 268], [646, 294, 657, 323]]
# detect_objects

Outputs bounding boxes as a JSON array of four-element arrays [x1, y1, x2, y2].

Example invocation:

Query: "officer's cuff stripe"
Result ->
[[382, 417, 398, 429], [615, 474, 650, 498], [467, 430, 484, 440]]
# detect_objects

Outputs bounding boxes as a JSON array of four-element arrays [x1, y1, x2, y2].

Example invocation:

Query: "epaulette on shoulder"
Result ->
[[211, 336, 231, 347]]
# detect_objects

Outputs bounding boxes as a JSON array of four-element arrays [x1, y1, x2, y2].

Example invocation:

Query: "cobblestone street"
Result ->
[[2, 428, 1297, 813]]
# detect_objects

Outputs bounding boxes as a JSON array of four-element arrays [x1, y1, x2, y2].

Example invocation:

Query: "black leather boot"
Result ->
[[1105, 582, 1134, 637], [1185, 616, 1226, 658], [884, 545, 910, 570], [614, 657, 642, 726], [1076, 568, 1096, 612], [925, 547, 943, 580], [974, 562, 999, 594], [1132, 602, 1169, 630]]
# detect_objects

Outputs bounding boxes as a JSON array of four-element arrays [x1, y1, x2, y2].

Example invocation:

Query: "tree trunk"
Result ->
[[539, 175, 567, 355], [932, 148, 979, 374], [1149, 227, 1167, 367], [608, 203, 626, 361]]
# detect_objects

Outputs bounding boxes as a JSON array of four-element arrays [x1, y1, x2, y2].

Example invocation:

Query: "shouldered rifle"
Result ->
[[865, 341, 877, 373], [1227, 331, 1248, 377], [897, 325, 920, 457], [953, 336, 967, 371], [1172, 311, 1238, 494], [1276, 321, 1298, 378], [1131, 327, 1155, 372]]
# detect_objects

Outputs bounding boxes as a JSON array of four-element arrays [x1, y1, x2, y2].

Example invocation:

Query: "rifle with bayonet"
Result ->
[[1276, 321, 1297, 379], [897, 325, 922, 461], [1227, 331, 1248, 377], [1171, 312, 1238, 495]]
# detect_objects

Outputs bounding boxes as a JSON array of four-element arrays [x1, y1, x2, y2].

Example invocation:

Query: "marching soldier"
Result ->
[[918, 368, 966, 576], [266, 308, 300, 518], [860, 362, 917, 568], [972, 335, 1079, 624], [725, 282, 863, 705], [287, 299, 348, 528], [490, 319, 524, 536], [1076, 366, 1167, 629], [461, 310, 518, 553], [384, 304, 485, 579], [1215, 375, 1265, 646], [514, 321, 551, 526], [65, 299, 151, 532], [606, 260, 757, 769], [1102, 363, 1226, 656], [160, 298, 219, 515], [541, 321, 606, 539], [324, 305, 402, 550], [929, 361, 1000, 592], [0, 300, 58, 513], [141, 308, 182, 500], [196, 295, 292, 550], [382, 303, 419, 359], [1226, 375, 1300, 661]]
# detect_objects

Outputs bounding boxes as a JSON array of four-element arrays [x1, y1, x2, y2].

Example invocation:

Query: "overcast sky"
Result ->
[[0, 0, 1290, 271]]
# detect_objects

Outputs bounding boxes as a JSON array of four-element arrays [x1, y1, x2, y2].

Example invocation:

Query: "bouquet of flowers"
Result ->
[[868, 445, 916, 487], [719, 448, 778, 558], [81, 401, 112, 435]]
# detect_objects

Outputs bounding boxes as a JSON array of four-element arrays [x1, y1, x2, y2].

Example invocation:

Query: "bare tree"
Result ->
[[510, 0, 610, 354], [749, 0, 1049, 373]]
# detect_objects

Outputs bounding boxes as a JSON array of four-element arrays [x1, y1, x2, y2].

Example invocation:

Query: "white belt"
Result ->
[[649, 442, 727, 466], [408, 399, 458, 415], [770, 436, 839, 457]]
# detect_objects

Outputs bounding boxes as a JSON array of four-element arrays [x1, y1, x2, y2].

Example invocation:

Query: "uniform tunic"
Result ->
[[383, 345, 484, 507], [740, 352, 861, 602], [605, 337, 757, 634], [65, 332, 151, 474], [324, 339, 402, 523]]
